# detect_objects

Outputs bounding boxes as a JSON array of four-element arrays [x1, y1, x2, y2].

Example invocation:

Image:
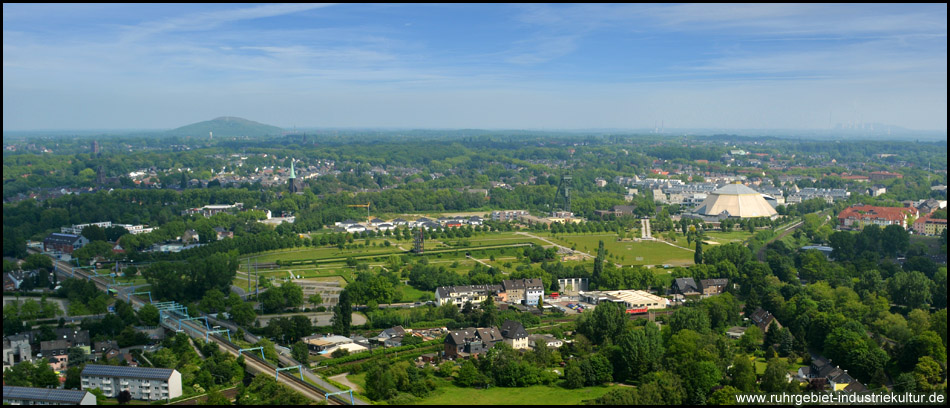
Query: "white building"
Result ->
[[3, 386, 97, 405], [81, 365, 182, 401], [580, 290, 668, 311], [435, 284, 500, 306], [556, 278, 589, 296]]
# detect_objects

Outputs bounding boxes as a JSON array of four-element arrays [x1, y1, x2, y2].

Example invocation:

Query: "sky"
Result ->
[[3, 3, 947, 131]]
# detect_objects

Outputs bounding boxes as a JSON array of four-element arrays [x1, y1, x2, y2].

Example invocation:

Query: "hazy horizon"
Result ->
[[4, 4, 947, 132]]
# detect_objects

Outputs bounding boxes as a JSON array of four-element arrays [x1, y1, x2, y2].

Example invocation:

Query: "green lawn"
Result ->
[[346, 373, 616, 405], [412, 383, 617, 405], [246, 243, 405, 264], [540, 232, 695, 266], [753, 356, 807, 375], [399, 284, 431, 302]]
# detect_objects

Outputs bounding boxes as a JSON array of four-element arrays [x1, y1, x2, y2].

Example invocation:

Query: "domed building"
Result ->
[[692, 184, 778, 219]]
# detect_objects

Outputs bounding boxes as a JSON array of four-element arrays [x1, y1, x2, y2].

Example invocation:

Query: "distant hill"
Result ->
[[166, 117, 284, 138]]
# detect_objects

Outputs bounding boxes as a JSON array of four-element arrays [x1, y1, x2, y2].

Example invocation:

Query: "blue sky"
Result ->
[[3, 3, 946, 131]]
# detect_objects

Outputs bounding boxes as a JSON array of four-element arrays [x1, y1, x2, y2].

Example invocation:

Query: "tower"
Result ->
[[288, 158, 299, 193], [555, 174, 572, 213], [412, 228, 425, 254]]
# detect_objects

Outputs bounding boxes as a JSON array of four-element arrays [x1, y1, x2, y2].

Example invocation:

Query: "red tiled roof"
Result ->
[[838, 205, 917, 223]]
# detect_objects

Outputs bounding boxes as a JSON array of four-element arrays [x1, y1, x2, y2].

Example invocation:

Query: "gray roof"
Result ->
[[713, 184, 759, 195], [3, 386, 91, 404], [500, 320, 528, 340], [43, 233, 85, 245], [673, 277, 699, 293], [82, 364, 175, 380]]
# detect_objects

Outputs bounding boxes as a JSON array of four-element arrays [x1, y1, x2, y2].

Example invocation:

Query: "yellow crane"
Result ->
[[347, 203, 371, 221]]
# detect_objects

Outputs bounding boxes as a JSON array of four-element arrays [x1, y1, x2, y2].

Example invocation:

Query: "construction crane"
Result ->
[[347, 203, 371, 221]]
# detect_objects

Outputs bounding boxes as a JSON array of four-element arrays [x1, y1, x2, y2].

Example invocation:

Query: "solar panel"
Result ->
[[2, 386, 87, 404], [81, 364, 174, 381]]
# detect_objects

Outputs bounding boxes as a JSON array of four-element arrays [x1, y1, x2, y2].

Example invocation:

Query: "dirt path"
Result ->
[[330, 373, 362, 393]]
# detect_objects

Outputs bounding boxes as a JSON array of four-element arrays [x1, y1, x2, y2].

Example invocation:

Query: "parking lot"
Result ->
[[546, 297, 596, 314]]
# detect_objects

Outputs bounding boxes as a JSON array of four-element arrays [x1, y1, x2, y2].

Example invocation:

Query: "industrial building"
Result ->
[[579, 290, 669, 311]]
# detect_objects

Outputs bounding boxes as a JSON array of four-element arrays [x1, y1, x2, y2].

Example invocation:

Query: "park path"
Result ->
[[514, 231, 594, 259], [329, 373, 363, 393]]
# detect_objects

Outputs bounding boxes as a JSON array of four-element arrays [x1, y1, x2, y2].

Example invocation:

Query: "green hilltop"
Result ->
[[166, 116, 284, 138]]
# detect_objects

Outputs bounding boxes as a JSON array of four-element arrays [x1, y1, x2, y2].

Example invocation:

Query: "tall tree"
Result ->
[[694, 239, 703, 265], [729, 355, 757, 393], [332, 289, 352, 335]]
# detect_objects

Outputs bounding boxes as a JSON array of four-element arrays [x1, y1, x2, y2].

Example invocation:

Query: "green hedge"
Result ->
[[319, 338, 443, 366]]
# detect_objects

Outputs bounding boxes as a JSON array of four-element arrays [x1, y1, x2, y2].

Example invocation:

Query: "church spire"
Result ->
[[289, 158, 296, 179]]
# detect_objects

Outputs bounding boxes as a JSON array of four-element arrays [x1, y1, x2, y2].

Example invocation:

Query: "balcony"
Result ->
[[101, 380, 112, 385]]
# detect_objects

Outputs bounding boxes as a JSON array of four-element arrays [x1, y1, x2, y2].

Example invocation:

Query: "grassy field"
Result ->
[[413, 383, 616, 405], [399, 284, 432, 302], [540, 232, 695, 266], [753, 356, 807, 375], [241, 232, 543, 267], [345, 373, 616, 405], [246, 243, 404, 263]]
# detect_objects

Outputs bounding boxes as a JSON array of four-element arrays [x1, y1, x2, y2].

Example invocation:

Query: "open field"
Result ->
[[242, 232, 544, 267], [752, 356, 807, 376], [344, 373, 616, 405], [539, 232, 695, 266], [413, 382, 616, 405]]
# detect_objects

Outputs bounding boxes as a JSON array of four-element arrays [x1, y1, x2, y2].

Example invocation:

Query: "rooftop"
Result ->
[[2, 386, 92, 404]]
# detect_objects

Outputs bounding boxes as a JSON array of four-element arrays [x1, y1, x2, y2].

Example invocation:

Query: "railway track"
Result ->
[[43, 252, 358, 405]]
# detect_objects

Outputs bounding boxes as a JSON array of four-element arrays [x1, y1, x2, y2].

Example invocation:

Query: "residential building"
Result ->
[[501, 278, 543, 305], [81, 365, 182, 401], [869, 171, 902, 181], [797, 354, 861, 391], [699, 278, 729, 296], [40, 340, 70, 370], [3, 335, 33, 366], [672, 278, 699, 296], [837, 204, 918, 230], [726, 326, 747, 339], [499, 320, 529, 350], [750, 308, 782, 332], [43, 233, 89, 253], [3, 386, 96, 405], [374, 326, 406, 347], [435, 284, 501, 307], [868, 185, 887, 197], [490, 210, 529, 222], [444, 327, 504, 359], [913, 216, 947, 236], [181, 229, 199, 244], [527, 334, 563, 349], [213, 227, 233, 240]]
